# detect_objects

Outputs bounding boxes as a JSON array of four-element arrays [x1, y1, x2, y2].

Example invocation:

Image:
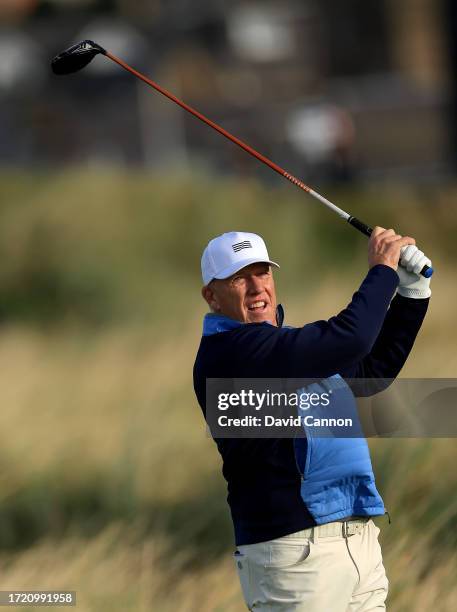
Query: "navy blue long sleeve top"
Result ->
[[193, 265, 429, 544]]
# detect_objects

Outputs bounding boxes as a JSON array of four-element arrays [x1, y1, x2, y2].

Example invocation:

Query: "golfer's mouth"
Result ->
[[247, 300, 268, 313]]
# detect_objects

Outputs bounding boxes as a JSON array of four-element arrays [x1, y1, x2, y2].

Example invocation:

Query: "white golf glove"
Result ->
[[396, 245, 432, 299]]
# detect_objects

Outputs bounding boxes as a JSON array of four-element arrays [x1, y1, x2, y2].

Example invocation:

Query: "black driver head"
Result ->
[[51, 40, 106, 75]]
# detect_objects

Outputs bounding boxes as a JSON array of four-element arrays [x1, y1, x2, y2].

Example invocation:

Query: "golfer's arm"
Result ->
[[340, 294, 429, 383], [275, 265, 399, 376]]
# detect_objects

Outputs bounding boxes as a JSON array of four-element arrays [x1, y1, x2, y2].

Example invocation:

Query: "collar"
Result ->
[[202, 304, 285, 336]]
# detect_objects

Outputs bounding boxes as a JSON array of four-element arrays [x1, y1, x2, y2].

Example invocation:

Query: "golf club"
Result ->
[[51, 40, 433, 278]]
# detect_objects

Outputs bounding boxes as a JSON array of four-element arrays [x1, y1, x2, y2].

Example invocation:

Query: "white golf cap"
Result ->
[[201, 231, 280, 285]]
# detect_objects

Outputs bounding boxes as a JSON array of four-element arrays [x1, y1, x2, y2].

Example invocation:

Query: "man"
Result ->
[[193, 229, 431, 611]]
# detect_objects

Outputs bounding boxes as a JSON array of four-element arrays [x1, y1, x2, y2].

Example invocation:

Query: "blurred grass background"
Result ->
[[0, 170, 456, 611]]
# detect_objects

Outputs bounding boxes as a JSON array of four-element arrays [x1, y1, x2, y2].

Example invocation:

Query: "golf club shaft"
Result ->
[[105, 51, 431, 278], [107, 53, 349, 218]]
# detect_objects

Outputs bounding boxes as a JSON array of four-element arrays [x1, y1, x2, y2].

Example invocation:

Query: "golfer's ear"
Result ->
[[202, 284, 220, 311]]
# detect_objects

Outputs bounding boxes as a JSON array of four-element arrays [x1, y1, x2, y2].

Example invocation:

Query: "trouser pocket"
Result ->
[[266, 539, 312, 569]]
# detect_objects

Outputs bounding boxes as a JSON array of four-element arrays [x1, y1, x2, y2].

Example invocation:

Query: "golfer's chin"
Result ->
[[245, 306, 276, 325]]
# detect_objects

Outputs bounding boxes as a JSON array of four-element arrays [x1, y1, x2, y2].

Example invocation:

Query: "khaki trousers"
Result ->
[[234, 519, 388, 611]]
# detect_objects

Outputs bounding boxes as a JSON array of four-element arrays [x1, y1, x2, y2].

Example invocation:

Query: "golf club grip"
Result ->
[[347, 216, 372, 237], [347, 216, 434, 278]]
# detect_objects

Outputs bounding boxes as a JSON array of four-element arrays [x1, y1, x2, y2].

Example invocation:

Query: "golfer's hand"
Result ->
[[396, 245, 432, 299], [368, 227, 415, 272]]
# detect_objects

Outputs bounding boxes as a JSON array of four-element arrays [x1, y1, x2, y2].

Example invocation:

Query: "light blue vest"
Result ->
[[294, 374, 385, 523]]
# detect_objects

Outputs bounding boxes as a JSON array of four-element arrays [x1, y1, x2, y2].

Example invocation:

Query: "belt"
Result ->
[[282, 517, 370, 539]]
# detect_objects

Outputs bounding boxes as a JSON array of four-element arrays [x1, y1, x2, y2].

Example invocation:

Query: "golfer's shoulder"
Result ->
[[209, 322, 278, 344], [197, 322, 312, 361], [229, 322, 322, 342], [198, 322, 280, 352]]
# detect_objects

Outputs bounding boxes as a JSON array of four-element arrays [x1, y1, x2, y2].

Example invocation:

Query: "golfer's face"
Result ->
[[209, 263, 277, 326]]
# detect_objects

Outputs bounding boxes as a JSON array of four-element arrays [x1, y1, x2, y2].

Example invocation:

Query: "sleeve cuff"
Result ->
[[397, 287, 431, 299]]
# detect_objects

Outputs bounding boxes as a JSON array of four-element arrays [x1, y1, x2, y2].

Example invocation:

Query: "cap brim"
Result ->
[[214, 258, 280, 281]]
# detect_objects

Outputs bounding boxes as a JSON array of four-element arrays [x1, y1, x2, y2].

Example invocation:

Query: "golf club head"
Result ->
[[51, 40, 106, 75]]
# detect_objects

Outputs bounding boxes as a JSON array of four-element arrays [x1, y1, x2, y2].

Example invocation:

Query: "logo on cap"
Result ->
[[232, 241, 252, 253]]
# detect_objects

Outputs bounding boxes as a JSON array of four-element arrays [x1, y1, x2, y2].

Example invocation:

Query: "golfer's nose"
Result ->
[[247, 275, 263, 294]]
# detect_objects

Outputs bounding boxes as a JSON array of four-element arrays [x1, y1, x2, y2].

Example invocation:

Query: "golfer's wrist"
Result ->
[[368, 264, 400, 280], [368, 259, 398, 273]]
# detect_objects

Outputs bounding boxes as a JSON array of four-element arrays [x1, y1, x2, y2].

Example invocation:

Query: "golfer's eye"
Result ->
[[231, 276, 245, 287]]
